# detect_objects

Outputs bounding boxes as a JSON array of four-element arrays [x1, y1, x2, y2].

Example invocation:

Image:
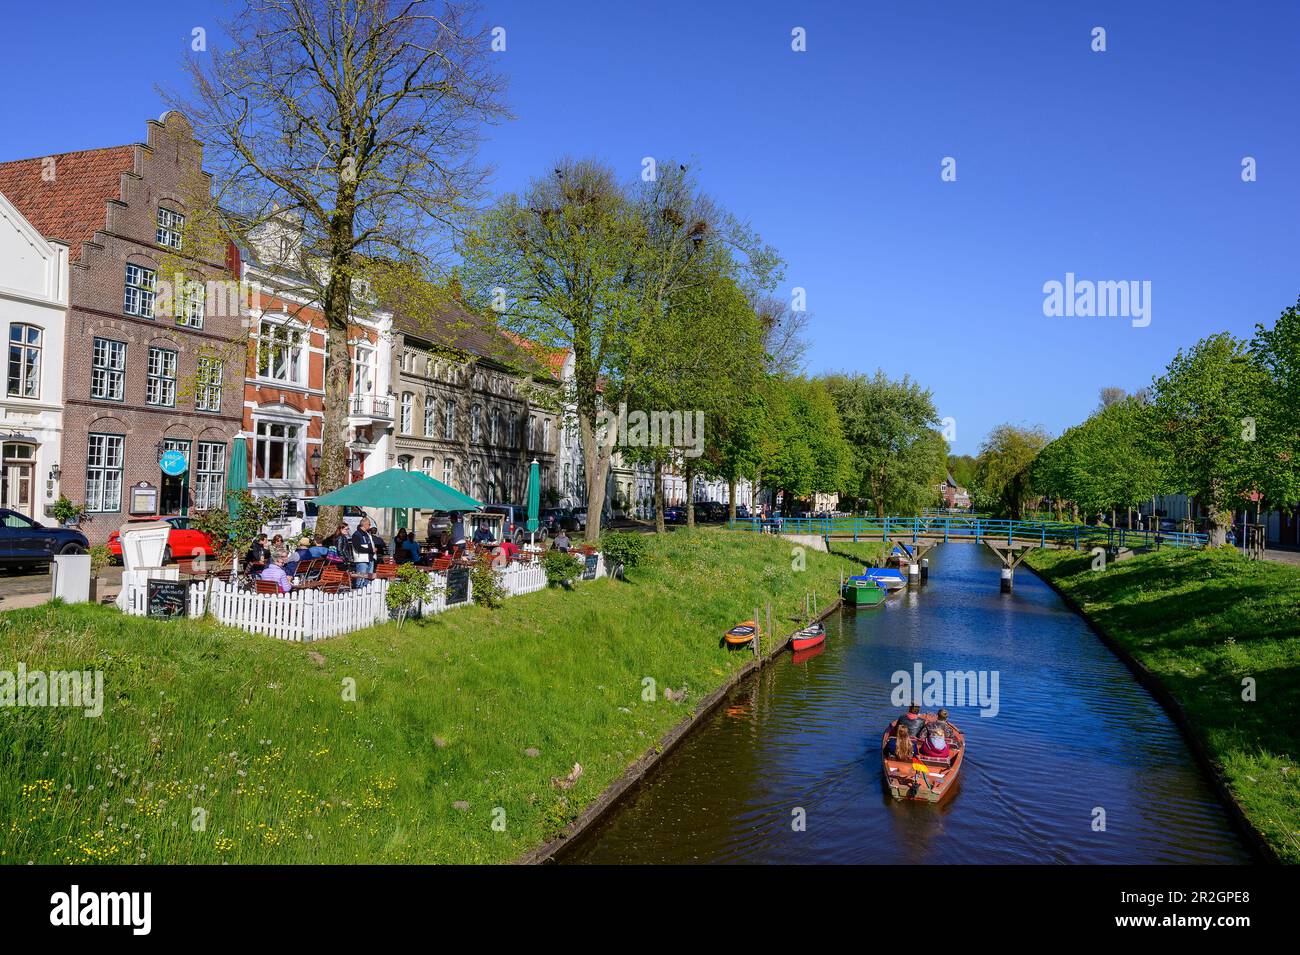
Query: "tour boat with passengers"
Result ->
[[881, 714, 965, 803]]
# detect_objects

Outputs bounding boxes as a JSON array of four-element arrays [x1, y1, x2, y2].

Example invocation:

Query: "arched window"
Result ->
[[424, 395, 436, 437], [400, 393, 414, 434], [490, 407, 500, 445], [469, 460, 481, 499]]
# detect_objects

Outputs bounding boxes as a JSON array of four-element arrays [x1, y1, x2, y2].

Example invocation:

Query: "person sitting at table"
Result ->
[[245, 534, 272, 571], [399, 532, 422, 564], [499, 537, 520, 561], [330, 523, 353, 560], [259, 553, 293, 593], [437, 529, 453, 555], [269, 534, 289, 563], [472, 522, 495, 548], [552, 530, 571, 553], [394, 528, 411, 563]]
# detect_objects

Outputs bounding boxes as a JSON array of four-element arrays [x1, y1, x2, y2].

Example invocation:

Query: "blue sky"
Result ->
[[4, 1, 1297, 454]]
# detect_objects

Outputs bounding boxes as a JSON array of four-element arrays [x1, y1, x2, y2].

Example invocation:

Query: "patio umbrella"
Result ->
[[226, 434, 249, 519], [526, 459, 540, 546], [315, 468, 481, 512]]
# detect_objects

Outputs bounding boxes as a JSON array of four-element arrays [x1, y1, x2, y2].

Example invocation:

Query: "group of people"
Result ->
[[888, 704, 958, 760], [244, 517, 386, 592]]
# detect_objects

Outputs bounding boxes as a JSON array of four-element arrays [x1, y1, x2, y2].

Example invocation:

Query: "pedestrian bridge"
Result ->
[[727, 515, 1209, 589]]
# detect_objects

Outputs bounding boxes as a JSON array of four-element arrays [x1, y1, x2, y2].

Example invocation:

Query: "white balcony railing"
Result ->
[[349, 393, 393, 420]]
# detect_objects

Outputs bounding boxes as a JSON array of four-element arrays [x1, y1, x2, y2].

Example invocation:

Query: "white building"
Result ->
[[0, 189, 68, 519]]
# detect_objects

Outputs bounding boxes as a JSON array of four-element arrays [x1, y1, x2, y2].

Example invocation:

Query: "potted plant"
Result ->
[[88, 544, 113, 603], [52, 495, 87, 528]]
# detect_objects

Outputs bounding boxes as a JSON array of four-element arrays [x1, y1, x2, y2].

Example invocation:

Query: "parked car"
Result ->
[[106, 516, 215, 564], [734, 504, 751, 520], [698, 501, 728, 522], [663, 506, 686, 525], [480, 504, 529, 544], [540, 507, 578, 535], [0, 509, 89, 570], [264, 498, 365, 539], [571, 506, 589, 532]]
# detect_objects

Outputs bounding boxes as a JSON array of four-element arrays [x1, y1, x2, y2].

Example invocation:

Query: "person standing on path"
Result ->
[[350, 518, 378, 587]]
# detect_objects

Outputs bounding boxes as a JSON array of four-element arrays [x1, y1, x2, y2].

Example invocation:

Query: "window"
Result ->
[[194, 442, 226, 510], [443, 458, 454, 488], [486, 467, 497, 503], [352, 345, 375, 394], [146, 347, 177, 406], [91, 338, 126, 400], [7, 324, 41, 399], [490, 408, 500, 445], [279, 236, 292, 262], [257, 321, 303, 383], [508, 411, 518, 447], [400, 393, 414, 434], [124, 263, 156, 318], [471, 404, 482, 442], [421, 457, 434, 477], [254, 421, 301, 480], [397, 455, 413, 471], [176, 277, 204, 329], [469, 460, 481, 499], [196, 357, 222, 412], [527, 415, 536, 451], [156, 207, 184, 249], [86, 433, 124, 512], [542, 418, 551, 453], [443, 399, 456, 440], [424, 395, 436, 437]]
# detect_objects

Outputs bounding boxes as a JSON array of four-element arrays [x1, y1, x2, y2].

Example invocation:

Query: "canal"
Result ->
[[559, 543, 1251, 864]]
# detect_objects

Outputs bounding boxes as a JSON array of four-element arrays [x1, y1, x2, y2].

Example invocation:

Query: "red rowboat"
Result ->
[[789, 622, 826, 652]]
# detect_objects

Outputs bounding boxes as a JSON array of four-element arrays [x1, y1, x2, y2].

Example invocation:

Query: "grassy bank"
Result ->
[[1025, 546, 1300, 863], [0, 529, 854, 864]]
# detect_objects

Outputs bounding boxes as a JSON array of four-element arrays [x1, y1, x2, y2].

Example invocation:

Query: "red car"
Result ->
[[107, 516, 216, 564]]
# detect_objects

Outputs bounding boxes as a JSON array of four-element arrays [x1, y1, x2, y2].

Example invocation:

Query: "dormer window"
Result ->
[[156, 208, 184, 250], [279, 236, 293, 262]]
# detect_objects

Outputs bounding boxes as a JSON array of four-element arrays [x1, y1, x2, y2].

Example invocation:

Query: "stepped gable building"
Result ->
[[0, 112, 247, 543]]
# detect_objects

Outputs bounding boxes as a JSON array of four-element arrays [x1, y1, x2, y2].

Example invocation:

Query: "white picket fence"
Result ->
[[117, 554, 603, 643]]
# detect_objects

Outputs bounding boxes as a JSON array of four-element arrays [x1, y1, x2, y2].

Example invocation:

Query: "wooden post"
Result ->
[[753, 605, 761, 656], [766, 603, 772, 649]]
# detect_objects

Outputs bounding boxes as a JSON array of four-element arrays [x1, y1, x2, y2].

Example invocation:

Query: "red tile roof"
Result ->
[[0, 146, 136, 262]]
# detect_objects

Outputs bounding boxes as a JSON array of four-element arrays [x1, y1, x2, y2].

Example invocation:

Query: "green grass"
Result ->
[[1025, 546, 1300, 863], [827, 541, 894, 567], [0, 529, 856, 864]]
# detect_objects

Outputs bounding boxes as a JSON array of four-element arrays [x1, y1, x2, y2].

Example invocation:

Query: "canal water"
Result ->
[[559, 543, 1250, 864]]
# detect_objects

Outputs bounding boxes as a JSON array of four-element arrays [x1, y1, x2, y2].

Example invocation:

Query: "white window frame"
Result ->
[[257, 319, 304, 384], [254, 419, 303, 482], [443, 399, 456, 440], [194, 441, 226, 510], [86, 433, 124, 512], [196, 356, 222, 412], [146, 346, 177, 407], [91, 338, 126, 401], [124, 263, 156, 318], [400, 392, 414, 434], [7, 323, 41, 399], [156, 207, 184, 249], [424, 395, 436, 437]]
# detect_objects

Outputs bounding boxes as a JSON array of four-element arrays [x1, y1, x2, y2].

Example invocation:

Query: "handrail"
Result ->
[[725, 515, 1209, 549]]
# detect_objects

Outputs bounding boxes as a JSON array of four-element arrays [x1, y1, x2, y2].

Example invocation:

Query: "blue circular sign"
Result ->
[[160, 450, 188, 477]]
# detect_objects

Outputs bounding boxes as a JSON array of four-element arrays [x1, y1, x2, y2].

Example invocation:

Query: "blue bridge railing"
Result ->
[[725, 515, 1209, 550]]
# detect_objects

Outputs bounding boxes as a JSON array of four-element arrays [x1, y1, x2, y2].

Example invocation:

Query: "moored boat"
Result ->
[[858, 568, 906, 592], [881, 715, 965, 803], [842, 577, 887, 606], [790, 643, 826, 665], [723, 621, 758, 649], [789, 622, 825, 652]]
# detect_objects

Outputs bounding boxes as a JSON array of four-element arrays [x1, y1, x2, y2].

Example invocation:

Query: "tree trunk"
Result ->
[[727, 477, 737, 522], [579, 412, 610, 545], [654, 461, 665, 534], [316, 272, 354, 536], [684, 457, 696, 529]]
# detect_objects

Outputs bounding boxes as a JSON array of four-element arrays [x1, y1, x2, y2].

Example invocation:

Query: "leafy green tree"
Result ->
[[946, 454, 977, 491], [1150, 332, 1271, 545], [1250, 296, 1300, 507], [974, 424, 1050, 518], [825, 371, 944, 517]]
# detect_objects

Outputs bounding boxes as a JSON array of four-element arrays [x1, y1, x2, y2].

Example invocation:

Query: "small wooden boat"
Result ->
[[842, 577, 887, 607], [881, 715, 965, 803], [723, 621, 758, 649], [788, 622, 825, 652]]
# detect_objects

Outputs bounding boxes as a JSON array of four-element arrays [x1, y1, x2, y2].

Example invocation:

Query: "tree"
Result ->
[[755, 376, 851, 513], [461, 160, 778, 541], [1150, 332, 1271, 545], [946, 454, 977, 491], [174, 0, 507, 529], [825, 370, 944, 517], [973, 424, 1050, 518], [1250, 296, 1300, 508]]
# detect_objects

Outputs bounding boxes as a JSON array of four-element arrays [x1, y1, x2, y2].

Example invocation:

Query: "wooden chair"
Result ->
[[374, 562, 398, 580], [254, 579, 283, 595], [318, 566, 350, 593], [431, 556, 453, 572]]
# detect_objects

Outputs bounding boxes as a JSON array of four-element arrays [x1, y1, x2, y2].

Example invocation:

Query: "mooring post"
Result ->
[[920, 557, 929, 581], [908, 562, 919, 586], [1000, 567, 1013, 593]]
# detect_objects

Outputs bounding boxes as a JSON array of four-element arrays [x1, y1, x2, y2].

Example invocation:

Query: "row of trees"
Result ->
[[969, 298, 1300, 546]]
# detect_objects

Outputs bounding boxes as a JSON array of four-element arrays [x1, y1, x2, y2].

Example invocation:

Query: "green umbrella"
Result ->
[[526, 459, 540, 541], [226, 435, 249, 519], [315, 468, 481, 511]]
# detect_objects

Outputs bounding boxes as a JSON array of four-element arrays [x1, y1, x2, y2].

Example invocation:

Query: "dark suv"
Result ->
[[0, 509, 89, 570]]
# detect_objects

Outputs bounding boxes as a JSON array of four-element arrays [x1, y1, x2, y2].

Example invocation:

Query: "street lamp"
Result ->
[[309, 448, 322, 490]]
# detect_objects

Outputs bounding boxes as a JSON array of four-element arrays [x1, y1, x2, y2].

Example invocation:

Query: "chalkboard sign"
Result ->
[[445, 566, 470, 605], [147, 579, 189, 620], [582, 554, 599, 581]]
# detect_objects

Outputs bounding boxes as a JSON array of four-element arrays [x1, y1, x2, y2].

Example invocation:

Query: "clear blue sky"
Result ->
[[4, 1, 1297, 454]]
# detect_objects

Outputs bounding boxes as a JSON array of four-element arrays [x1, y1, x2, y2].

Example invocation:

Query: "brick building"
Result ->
[[0, 112, 247, 543]]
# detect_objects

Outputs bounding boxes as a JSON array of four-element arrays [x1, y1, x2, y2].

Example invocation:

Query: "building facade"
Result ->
[[0, 189, 69, 520], [389, 307, 562, 535], [0, 112, 246, 542]]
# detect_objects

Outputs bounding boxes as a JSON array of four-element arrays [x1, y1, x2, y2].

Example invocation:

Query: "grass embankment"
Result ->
[[829, 541, 894, 567], [1025, 546, 1300, 863], [0, 529, 857, 864]]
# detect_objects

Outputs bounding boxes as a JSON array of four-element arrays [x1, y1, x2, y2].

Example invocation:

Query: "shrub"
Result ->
[[385, 564, 442, 627], [88, 545, 114, 576], [469, 561, 507, 609], [51, 496, 87, 525], [541, 549, 582, 588], [598, 531, 648, 576]]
